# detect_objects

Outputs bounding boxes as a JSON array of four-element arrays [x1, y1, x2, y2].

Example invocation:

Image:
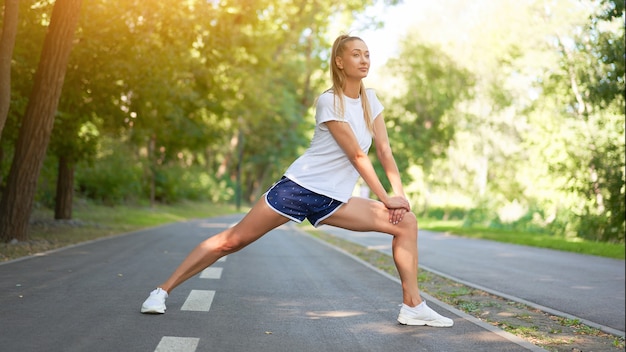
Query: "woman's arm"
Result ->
[[372, 114, 407, 202], [325, 120, 410, 213]]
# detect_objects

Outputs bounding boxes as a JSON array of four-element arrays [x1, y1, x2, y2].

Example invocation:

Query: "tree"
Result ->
[[2, 0, 399, 221], [0, 0, 83, 242], [539, 0, 625, 242], [0, 0, 20, 138], [384, 40, 474, 184]]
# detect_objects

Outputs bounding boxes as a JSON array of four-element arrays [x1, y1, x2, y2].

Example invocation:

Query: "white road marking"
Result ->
[[154, 336, 199, 352], [200, 267, 223, 279], [181, 290, 215, 311], [155, 230, 229, 350]]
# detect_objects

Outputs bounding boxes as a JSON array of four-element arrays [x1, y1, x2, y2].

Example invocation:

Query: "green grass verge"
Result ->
[[418, 219, 625, 259], [1, 203, 622, 262], [68, 200, 243, 227], [0, 200, 244, 262]]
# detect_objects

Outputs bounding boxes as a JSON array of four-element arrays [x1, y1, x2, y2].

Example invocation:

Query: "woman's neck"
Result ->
[[343, 80, 361, 99]]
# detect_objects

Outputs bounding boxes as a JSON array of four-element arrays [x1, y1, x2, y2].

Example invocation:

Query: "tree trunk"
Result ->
[[148, 134, 156, 207], [0, 0, 83, 242], [0, 0, 20, 137], [54, 156, 74, 220], [0, 144, 4, 186]]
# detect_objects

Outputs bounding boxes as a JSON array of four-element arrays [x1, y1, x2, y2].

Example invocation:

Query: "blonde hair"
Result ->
[[329, 34, 375, 135]]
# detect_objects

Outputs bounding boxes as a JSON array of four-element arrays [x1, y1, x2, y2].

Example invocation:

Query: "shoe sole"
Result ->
[[141, 306, 166, 314], [397, 316, 453, 327]]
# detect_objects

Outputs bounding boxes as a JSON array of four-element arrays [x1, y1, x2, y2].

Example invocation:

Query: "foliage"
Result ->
[[150, 163, 234, 204], [384, 41, 475, 176], [421, 206, 466, 221], [531, 0, 625, 242], [75, 140, 143, 204], [1, 0, 623, 243], [2, 0, 387, 226], [383, 0, 624, 244]]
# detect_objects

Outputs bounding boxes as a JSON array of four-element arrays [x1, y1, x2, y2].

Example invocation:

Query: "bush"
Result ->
[[34, 155, 61, 209], [421, 206, 467, 220], [489, 210, 548, 234], [76, 143, 143, 204], [151, 164, 234, 204], [463, 201, 496, 227]]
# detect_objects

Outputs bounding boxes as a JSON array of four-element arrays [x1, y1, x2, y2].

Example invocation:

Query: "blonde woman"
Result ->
[[141, 34, 453, 327]]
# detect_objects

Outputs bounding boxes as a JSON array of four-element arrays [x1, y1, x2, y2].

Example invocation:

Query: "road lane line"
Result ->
[[154, 336, 199, 352], [181, 290, 215, 311], [200, 267, 223, 279]]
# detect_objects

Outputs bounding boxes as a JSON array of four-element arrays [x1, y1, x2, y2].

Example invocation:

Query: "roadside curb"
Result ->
[[420, 264, 626, 338]]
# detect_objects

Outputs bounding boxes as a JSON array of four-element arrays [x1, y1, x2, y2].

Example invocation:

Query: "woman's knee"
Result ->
[[209, 229, 248, 254], [394, 212, 417, 237], [401, 211, 417, 229]]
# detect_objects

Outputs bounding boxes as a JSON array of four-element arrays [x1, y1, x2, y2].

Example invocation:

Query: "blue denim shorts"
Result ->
[[264, 177, 343, 227]]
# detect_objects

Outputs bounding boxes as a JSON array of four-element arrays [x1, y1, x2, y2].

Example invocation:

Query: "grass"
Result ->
[[67, 199, 242, 226], [2, 203, 623, 261], [418, 218, 625, 259]]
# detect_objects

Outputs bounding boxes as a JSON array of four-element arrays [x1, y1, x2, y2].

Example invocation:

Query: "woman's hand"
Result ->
[[384, 195, 410, 210], [383, 196, 410, 225], [388, 207, 407, 225]]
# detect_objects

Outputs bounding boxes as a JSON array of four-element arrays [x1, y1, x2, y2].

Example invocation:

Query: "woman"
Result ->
[[141, 34, 453, 328]]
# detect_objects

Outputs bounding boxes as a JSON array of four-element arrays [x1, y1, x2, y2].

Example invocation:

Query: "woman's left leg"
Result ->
[[158, 199, 290, 293], [141, 199, 289, 314], [320, 197, 422, 307]]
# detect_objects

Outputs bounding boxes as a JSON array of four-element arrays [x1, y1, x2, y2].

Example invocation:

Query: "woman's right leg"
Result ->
[[321, 197, 422, 306], [320, 197, 453, 327], [158, 198, 289, 293]]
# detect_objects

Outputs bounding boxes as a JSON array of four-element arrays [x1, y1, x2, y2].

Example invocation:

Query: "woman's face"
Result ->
[[336, 39, 370, 80]]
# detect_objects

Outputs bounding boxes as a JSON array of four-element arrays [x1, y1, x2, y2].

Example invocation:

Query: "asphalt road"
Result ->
[[0, 214, 542, 352], [317, 225, 626, 336]]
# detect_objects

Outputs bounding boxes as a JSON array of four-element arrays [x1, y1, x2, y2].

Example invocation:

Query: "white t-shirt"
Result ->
[[284, 89, 384, 202]]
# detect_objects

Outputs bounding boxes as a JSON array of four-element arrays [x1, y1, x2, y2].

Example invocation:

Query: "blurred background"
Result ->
[[0, 0, 623, 245]]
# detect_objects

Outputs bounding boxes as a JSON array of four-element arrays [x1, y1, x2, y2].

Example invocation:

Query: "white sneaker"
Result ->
[[397, 302, 454, 327], [141, 288, 168, 314]]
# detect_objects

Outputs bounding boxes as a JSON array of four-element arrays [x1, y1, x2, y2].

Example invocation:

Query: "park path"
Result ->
[[0, 214, 542, 352], [317, 224, 625, 337]]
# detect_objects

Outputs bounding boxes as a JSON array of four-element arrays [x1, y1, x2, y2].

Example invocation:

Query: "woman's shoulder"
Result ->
[[316, 89, 379, 105], [364, 88, 379, 99], [319, 89, 335, 99], [316, 90, 335, 106]]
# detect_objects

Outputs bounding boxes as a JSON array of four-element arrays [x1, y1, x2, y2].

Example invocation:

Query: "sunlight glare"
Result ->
[[306, 310, 364, 319]]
